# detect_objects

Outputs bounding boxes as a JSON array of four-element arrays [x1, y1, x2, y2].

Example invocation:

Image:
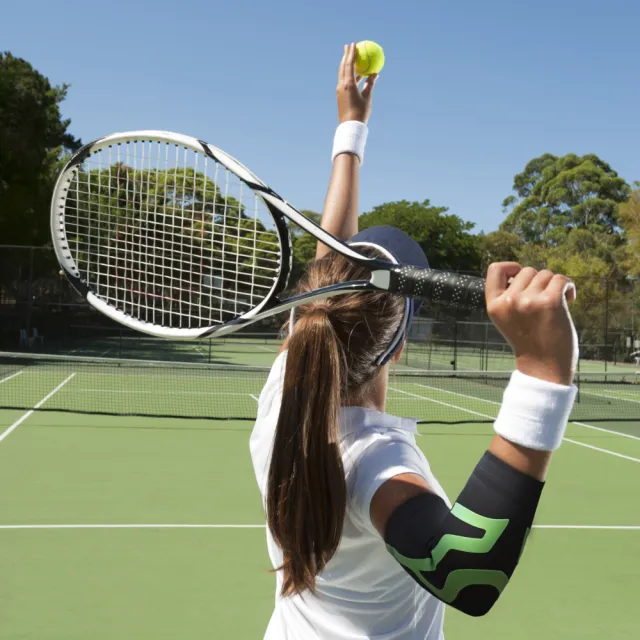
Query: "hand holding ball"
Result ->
[[355, 41, 385, 76]]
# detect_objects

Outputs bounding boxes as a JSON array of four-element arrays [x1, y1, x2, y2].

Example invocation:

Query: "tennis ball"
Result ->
[[355, 41, 385, 76]]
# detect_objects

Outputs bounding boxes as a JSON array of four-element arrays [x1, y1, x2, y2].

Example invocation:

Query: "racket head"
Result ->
[[51, 131, 292, 338]]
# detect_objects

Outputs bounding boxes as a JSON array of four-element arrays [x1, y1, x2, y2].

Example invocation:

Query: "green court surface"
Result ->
[[1, 361, 639, 639]]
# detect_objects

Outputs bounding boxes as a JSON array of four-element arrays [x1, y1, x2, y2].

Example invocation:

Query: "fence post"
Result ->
[[25, 247, 35, 343], [604, 277, 610, 374], [452, 321, 458, 371]]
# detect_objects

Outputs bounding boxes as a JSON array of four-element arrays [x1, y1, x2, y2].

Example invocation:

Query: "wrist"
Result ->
[[515, 355, 574, 386], [332, 121, 368, 165], [494, 369, 578, 451]]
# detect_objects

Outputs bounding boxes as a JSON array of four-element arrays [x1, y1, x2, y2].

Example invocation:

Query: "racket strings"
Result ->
[[63, 140, 282, 328]]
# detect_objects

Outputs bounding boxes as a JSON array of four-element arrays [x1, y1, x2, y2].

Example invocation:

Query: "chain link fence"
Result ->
[[2, 245, 639, 371]]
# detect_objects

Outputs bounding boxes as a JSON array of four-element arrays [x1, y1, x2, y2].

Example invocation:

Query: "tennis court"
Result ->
[[1, 353, 639, 639]]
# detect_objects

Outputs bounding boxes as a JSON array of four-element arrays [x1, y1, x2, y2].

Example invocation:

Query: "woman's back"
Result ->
[[251, 352, 448, 639]]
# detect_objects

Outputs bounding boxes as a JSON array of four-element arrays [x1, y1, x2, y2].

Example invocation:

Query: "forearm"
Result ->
[[316, 150, 361, 259], [383, 372, 577, 615], [488, 436, 552, 481], [385, 451, 543, 616]]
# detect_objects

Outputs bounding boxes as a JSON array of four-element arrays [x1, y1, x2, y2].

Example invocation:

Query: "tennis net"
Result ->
[[0, 351, 638, 425]]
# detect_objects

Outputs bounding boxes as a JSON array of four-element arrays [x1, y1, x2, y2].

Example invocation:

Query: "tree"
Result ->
[[289, 210, 321, 287], [290, 210, 321, 238], [619, 183, 640, 277], [500, 153, 630, 247], [358, 200, 482, 272], [0, 52, 81, 245], [476, 230, 521, 270]]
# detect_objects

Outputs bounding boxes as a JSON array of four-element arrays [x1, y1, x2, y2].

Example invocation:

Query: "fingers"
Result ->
[[345, 42, 356, 85], [507, 266, 539, 294], [528, 269, 554, 292], [361, 73, 378, 98], [545, 274, 576, 304], [485, 262, 523, 301], [338, 45, 348, 83], [339, 44, 357, 87]]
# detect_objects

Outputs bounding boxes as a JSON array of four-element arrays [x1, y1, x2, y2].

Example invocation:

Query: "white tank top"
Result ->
[[249, 352, 451, 640]]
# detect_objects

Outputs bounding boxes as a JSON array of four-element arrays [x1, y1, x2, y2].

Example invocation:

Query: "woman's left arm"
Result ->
[[316, 43, 378, 259]]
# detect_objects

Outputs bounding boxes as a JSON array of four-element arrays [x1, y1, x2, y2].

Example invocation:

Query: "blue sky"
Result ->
[[3, 0, 638, 233]]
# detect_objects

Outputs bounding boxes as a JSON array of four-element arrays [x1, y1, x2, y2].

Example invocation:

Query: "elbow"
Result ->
[[447, 585, 502, 617]]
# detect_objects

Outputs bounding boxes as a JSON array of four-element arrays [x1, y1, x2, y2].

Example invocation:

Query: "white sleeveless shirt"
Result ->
[[249, 352, 451, 639]]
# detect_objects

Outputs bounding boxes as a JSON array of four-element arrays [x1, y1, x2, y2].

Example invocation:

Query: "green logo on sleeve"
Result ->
[[386, 503, 511, 603]]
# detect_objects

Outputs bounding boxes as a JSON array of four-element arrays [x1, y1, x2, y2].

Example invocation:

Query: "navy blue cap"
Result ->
[[348, 226, 429, 365]]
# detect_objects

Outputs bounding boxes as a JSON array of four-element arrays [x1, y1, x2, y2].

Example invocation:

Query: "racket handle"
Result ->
[[388, 267, 486, 310]]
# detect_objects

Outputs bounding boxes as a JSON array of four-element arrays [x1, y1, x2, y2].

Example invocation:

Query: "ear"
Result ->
[[390, 342, 405, 363]]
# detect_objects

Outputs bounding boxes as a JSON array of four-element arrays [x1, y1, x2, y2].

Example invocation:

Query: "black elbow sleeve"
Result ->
[[384, 451, 544, 616]]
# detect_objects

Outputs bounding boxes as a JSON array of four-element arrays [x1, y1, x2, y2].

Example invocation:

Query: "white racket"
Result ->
[[51, 130, 486, 339]]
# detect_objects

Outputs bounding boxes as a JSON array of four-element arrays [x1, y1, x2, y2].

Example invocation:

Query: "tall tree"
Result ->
[[619, 183, 640, 277], [0, 52, 81, 245], [476, 230, 521, 270], [500, 153, 630, 246], [289, 210, 321, 286], [358, 200, 482, 272]]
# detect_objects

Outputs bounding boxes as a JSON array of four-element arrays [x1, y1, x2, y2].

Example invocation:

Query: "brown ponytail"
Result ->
[[266, 249, 406, 596]]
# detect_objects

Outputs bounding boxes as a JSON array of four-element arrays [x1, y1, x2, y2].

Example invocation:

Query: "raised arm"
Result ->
[[370, 263, 578, 616], [316, 44, 378, 259]]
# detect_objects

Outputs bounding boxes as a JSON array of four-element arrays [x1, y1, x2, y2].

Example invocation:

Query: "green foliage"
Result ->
[[500, 153, 630, 246], [619, 185, 640, 277], [290, 210, 321, 238], [69, 165, 281, 314], [359, 200, 482, 272], [512, 228, 633, 343], [289, 210, 321, 287], [0, 52, 81, 244], [477, 230, 521, 270]]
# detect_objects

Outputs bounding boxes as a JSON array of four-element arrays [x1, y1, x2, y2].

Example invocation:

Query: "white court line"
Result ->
[[534, 525, 640, 530], [0, 524, 266, 530], [414, 382, 501, 406], [256, 345, 276, 353], [571, 420, 640, 443], [0, 374, 76, 444], [413, 382, 640, 443], [0, 523, 637, 531], [581, 389, 640, 405], [0, 370, 24, 385], [76, 389, 253, 397], [392, 386, 640, 463], [391, 387, 496, 421], [563, 438, 640, 463], [250, 394, 259, 402]]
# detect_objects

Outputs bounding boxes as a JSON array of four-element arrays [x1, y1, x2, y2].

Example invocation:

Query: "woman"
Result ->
[[250, 44, 578, 639]]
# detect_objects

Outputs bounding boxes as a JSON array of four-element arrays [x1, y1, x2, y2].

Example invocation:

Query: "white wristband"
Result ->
[[332, 121, 368, 165], [494, 370, 578, 451]]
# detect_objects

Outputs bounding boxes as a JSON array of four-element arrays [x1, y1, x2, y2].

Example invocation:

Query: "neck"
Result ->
[[345, 366, 389, 413]]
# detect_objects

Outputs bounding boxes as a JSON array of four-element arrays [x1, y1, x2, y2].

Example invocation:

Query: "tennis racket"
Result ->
[[51, 130, 486, 339]]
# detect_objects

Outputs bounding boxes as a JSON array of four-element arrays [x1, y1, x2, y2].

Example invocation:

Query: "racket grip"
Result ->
[[388, 267, 486, 310]]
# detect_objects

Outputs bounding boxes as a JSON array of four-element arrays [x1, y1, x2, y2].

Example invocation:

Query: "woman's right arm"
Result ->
[[316, 44, 377, 259], [370, 262, 578, 616]]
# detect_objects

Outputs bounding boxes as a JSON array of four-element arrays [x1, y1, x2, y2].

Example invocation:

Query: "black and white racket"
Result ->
[[51, 130, 486, 339]]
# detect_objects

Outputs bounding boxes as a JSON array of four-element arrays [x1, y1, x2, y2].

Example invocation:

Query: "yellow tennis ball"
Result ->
[[355, 41, 385, 76]]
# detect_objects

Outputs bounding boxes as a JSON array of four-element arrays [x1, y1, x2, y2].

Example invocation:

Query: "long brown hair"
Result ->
[[266, 249, 406, 596]]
